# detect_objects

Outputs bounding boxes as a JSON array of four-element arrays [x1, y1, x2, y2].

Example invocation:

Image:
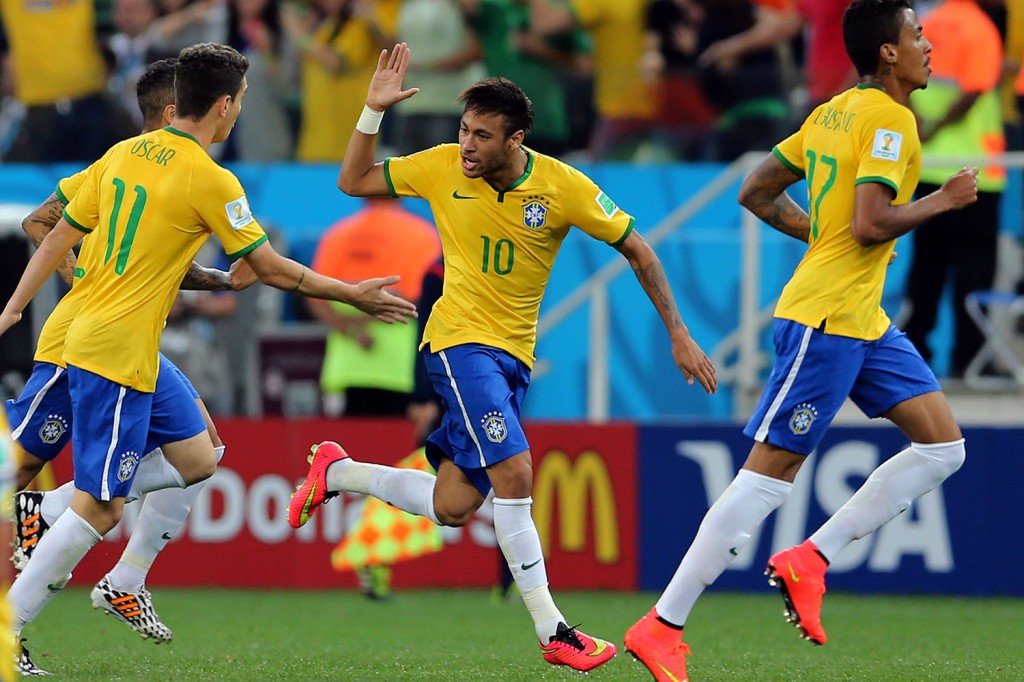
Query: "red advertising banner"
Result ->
[[48, 419, 637, 591]]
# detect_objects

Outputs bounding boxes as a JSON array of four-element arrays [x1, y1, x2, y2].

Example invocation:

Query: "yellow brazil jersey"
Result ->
[[384, 144, 634, 367], [33, 168, 92, 367], [0, 0, 104, 105], [570, 0, 655, 120], [61, 127, 268, 392], [772, 84, 921, 341]]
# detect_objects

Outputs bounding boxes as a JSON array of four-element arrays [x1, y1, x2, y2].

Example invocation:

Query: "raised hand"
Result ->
[[366, 42, 421, 112], [348, 276, 418, 323]]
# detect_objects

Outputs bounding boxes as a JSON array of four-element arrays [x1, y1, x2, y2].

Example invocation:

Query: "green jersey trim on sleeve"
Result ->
[[62, 209, 92, 233], [610, 217, 635, 247], [226, 233, 268, 260], [54, 183, 70, 205], [773, 147, 804, 178], [383, 158, 399, 198], [855, 176, 898, 195]]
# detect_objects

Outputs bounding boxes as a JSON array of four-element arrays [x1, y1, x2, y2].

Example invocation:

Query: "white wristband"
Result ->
[[356, 104, 384, 135]]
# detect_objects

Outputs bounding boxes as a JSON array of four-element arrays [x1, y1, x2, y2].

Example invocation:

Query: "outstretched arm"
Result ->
[[737, 153, 810, 243], [243, 241, 416, 323], [337, 42, 420, 197], [615, 230, 717, 393]]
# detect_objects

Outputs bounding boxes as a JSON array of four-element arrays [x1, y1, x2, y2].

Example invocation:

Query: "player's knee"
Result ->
[[912, 439, 966, 479], [433, 503, 475, 527]]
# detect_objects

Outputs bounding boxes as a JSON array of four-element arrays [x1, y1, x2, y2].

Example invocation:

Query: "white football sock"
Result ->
[[9, 509, 101, 632], [109, 446, 224, 591], [39, 482, 76, 526], [125, 447, 186, 502], [810, 439, 965, 561], [655, 469, 792, 626], [493, 497, 564, 643], [327, 459, 440, 525]]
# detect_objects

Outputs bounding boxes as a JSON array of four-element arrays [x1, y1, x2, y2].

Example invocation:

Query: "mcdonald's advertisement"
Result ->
[[51, 419, 639, 591]]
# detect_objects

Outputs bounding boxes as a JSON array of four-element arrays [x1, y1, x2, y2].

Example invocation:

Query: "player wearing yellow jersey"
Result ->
[[288, 43, 716, 673], [0, 43, 416, 674], [624, 3, 979, 679], [3, 59, 258, 657]]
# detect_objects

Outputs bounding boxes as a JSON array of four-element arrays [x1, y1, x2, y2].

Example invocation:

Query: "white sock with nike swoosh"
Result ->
[[493, 497, 564, 642], [108, 445, 227, 592], [655, 469, 791, 626]]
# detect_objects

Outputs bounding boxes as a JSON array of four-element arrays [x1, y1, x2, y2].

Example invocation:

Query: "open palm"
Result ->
[[367, 42, 420, 111]]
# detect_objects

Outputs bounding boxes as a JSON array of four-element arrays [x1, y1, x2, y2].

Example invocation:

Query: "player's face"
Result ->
[[213, 77, 247, 144], [893, 9, 931, 90], [458, 110, 520, 180]]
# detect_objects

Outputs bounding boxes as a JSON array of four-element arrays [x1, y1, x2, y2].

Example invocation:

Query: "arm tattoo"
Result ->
[[24, 194, 78, 286], [744, 164, 810, 243], [180, 263, 232, 291], [634, 260, 684, 330]]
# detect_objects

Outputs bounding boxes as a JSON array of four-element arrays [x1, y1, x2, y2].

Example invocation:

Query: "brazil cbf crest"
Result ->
[[789, 403, 819, 436], [481, 411, 508, 443], [522, 195, 550, 231], [39, 414, 68, 445], [117, 451, 141, 483]]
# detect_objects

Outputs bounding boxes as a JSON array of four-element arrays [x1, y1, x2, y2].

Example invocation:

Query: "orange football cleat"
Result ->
[[766, 540, 829, 645]]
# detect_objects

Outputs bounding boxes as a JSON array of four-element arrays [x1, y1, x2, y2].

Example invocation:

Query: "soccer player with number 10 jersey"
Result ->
[[287, 42, 717, 673]]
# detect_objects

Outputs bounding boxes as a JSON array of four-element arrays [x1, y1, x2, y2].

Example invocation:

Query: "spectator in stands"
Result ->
[[692, 0, 790, 160], [147, 0, 229, 60], [461, 0, 589, 158], [307, 198, 440, 417], [904, 0, 1005, 378], [108, 0, 160, 127], [1, 0, 122, 161], [697, 0, 855, 118], [225, 0, 296, 160], [528, 0, 657, 160], [391, 0, 485, 155], [641, 0, 719, 160], [283, 0, 391, 161]]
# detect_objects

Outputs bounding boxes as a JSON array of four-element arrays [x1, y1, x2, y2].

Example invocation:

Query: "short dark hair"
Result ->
[[458, 77, 534, 138], [136, 58, 177, 128], [843, 0, 912, 77], [174, 43, 249, 121]]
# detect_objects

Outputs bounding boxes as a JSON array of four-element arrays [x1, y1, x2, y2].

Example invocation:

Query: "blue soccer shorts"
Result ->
[[743, 320, 941, 455], [5, 362, 72, 461], [424, 343, 531, 495], [67, 355, 207, 501]]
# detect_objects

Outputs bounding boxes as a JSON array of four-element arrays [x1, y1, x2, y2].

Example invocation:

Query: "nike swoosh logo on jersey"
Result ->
[[452, 191, 477, 200], [521, 559, 542, 571]]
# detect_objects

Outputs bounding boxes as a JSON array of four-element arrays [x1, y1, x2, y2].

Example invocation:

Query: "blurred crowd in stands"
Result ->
[[3, 0, 1023, 164]]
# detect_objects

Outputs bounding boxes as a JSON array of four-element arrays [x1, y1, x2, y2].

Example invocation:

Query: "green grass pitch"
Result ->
[[22, 588, 1023, 680]]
